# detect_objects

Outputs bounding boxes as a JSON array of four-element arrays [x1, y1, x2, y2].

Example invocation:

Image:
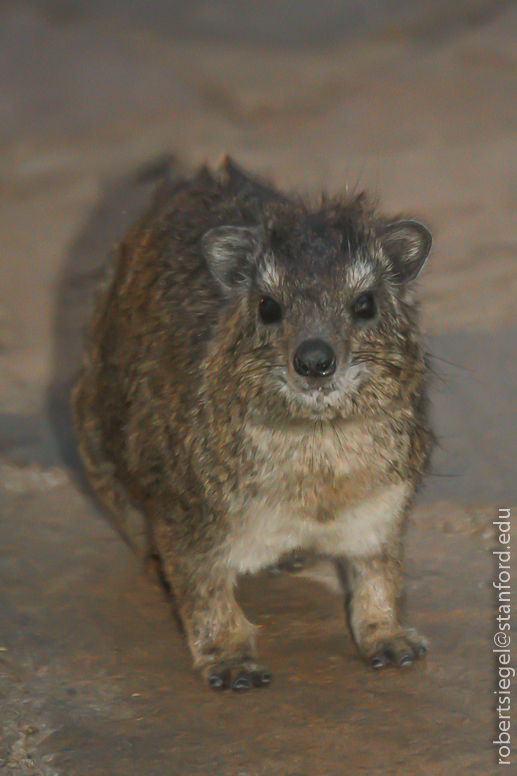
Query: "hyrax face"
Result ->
[[203, 206, 431, 423]]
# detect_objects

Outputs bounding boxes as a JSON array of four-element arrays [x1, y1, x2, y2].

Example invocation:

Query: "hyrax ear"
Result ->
[[380, 220, 432, 282], [202, 225, 262, 294]]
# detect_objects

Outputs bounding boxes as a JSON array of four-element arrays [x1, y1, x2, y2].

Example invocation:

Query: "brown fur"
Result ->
[[73, 157, 434, 690]]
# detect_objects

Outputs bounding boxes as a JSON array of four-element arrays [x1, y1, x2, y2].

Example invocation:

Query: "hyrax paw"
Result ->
[[203, 660, 272, 692], [362, 628, 428, 670]]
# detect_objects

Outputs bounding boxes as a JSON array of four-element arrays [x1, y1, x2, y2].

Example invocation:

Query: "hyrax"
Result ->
[[73, 157, 433, 691]]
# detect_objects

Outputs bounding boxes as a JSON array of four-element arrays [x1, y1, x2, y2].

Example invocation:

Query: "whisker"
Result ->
[[426, 353, 473, 375]]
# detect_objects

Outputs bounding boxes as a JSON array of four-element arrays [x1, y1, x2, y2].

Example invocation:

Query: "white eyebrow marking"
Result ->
[[346, 260, 376, 289], [260, 253, 282, 289]]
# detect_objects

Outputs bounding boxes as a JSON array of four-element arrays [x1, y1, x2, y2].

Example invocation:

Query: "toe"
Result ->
[[371, 649, 391, 669], [252, 669, 272, 687], [208, 667, 231, 690], [232, 672, 252, 692], [396, 649, 415, 667]]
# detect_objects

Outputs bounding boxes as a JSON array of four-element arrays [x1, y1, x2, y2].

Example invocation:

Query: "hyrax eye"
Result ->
[[259, 296, 282, 324], [352, 292, 376, 320]]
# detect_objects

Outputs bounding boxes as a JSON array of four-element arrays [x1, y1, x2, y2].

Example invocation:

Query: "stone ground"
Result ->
[[0, 1, 516, 774]]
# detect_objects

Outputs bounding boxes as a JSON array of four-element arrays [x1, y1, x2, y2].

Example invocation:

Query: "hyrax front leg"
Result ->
[[340, 551, 428, 669], [155, 543, 272, 691]]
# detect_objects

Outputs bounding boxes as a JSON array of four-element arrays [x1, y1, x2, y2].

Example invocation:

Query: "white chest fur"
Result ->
[[225, 482, 409, 573], [224, 421, 409, 573]]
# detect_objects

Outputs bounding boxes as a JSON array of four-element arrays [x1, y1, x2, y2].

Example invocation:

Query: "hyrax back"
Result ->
[[74, 158, 433, 691]]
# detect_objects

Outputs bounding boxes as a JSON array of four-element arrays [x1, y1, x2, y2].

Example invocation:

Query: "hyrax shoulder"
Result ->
[[74, 157, 434, 691]]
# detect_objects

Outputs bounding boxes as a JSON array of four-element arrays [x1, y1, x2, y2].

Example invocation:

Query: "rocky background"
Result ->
[[0, 2, 516, 774]]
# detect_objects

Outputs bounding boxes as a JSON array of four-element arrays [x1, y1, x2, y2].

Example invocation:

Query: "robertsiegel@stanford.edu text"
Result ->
[[493, 508, 513, 766]]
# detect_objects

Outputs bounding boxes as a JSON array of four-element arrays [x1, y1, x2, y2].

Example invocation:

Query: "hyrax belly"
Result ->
[[224, 478, 409, 574]]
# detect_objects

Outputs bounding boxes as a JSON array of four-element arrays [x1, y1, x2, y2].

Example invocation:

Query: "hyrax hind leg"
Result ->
[[73, 380, 155, 569], [152, 523, 272, 691], [338, 549, 428, 669]]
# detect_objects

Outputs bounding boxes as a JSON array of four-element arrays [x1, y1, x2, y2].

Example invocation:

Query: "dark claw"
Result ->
[[371, 651, 390, 669], [252, 671, 272, 687], [398, 651, 414, 667], [284, 557, 304, 571], [208, 674, 224, 689], [269, 553, 305, 574], [232, 673, 251, 692], [208, 668, 231, 690]]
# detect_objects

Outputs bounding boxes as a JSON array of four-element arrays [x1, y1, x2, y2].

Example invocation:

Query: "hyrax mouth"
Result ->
[[280, 360, 367, 420], [293, 361, 366, 396]]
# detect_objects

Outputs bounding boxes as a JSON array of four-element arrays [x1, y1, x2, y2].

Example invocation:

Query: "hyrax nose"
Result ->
[[293, 339, 337, 378]]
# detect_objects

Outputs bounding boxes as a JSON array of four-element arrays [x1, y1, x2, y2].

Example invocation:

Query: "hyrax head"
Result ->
[[202, 196, 431, 423]]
